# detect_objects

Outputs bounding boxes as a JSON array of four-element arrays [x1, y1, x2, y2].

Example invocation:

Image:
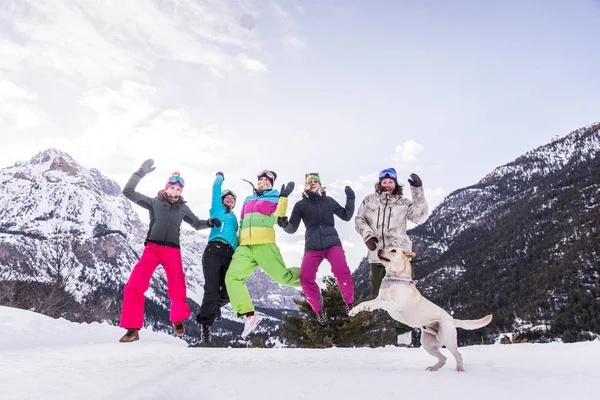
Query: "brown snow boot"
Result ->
[[119, 328, 140, 343], [173, 321, 185, 336]]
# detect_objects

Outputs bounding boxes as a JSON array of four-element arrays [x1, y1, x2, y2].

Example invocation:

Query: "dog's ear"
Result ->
[[402, 250, 416, 259]]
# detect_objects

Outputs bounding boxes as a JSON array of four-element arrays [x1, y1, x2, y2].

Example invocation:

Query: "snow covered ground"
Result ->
[[0, 306, 598, 400]]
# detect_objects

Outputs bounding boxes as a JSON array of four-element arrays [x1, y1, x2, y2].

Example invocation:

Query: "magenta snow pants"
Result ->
[[300, 246, 355, 313], [120, 242, 191, 329]]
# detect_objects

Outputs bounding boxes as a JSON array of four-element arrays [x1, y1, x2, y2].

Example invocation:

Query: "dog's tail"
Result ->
[[453, 314, 493, 330]]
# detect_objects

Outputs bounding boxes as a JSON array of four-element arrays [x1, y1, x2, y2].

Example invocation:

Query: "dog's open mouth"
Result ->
[[378, 255, 391, 263]]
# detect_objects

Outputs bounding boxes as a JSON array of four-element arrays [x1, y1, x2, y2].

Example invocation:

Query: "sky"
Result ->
[[1, 305, 599, 399], [1, 0, 599, 272]]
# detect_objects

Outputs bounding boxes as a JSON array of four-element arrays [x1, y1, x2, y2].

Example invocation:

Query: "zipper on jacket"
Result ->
[[387, 209, 392, 230], [376, 207, 381, 229], [318, 197, 324, 250], [381, 196, 389, 249], [164, 204, 173, 244]]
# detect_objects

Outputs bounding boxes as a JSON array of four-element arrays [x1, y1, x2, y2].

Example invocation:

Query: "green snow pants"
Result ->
[[370, 263, 413, 336], [225, 243, 301, 317]]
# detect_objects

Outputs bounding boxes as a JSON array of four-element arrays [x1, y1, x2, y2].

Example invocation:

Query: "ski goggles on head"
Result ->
[[378, 168, 397, 181], [167, 175, 185, 186], [257, 170, 275, 181], [221, 190, 237, 201]]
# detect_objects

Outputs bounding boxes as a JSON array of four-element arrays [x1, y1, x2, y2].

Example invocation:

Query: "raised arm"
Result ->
[[406, 173, 428, 224], [333, 186, 355, 221], [210, 172, 225, 213], [122, 159, 156, 209]]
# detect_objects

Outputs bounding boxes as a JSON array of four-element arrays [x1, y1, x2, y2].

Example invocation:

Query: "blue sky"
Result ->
[[1, 0, 599, 272]]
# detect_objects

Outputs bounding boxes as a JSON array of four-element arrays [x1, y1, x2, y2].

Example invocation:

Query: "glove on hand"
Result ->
[[136, 159, 156, 177], [408, 173, 422, 188], [207, 218, 221, 228], [344, 186, 355, 199], [279, 181, 295, 198], [216, 172, 224, 180], [277, 216, 289, 228], [365, 237, 379, 251]]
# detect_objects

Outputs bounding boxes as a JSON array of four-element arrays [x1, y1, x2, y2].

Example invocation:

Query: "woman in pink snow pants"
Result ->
[[118, 159, 217, 343], [277, 172, 356, 325]]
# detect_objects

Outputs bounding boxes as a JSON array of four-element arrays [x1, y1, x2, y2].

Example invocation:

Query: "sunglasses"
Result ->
[[257, 170, 275, 180], [378, 169, 397, 180], [221, 190, 237, 201], [168, 175, 185, 186]]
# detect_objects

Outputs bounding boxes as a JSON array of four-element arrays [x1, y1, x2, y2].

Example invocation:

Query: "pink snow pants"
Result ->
[[120, 242, 191, 329], [300, 246, 355, 313]]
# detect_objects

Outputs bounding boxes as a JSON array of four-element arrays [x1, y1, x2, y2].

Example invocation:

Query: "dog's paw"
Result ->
[[347, 308, 359, 317]]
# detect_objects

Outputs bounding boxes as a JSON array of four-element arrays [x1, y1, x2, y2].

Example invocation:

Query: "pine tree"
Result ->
[[281, 276, 394, 348]]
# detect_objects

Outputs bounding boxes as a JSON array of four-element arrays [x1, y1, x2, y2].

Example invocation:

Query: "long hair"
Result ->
[[303, 183, 325, 198], [374, 182, 403, 196]]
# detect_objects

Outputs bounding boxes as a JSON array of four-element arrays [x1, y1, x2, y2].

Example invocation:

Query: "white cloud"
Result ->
[[393, 140, 424, 163], [0, 79, 43, 129], [238, 53, 268, 73], [270, 1, 290, 19], [0, 0, 258, 84], [294, 5, 305, 14], [281, 35, 306, 49]]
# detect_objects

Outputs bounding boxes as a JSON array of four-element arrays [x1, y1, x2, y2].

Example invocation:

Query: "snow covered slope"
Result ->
[[0, 306, 598, 400]]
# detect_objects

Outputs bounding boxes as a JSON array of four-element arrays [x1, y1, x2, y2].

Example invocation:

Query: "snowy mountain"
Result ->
[[405, 122, 600, 343], [0, 149, 299, 342], [1, 305, 599, 400]]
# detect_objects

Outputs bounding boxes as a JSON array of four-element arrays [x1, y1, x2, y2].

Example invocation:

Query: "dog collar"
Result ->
[[380, 276, 415, 289]]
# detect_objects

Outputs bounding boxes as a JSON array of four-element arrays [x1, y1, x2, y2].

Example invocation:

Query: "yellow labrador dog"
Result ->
[[348, 248, 492, 372]]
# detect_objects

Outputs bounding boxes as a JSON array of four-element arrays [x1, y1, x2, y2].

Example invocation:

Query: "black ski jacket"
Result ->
[[123, 173, 210, 248], [283, 191, 354, 251]]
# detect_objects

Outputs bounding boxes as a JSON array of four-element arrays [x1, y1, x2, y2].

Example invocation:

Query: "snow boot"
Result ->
[[344, 302, 353, 316], [172, 321, 185, 336], [201, 324, 211, 343], [316, 310, 328, 326], [119, 328, 140, 343]]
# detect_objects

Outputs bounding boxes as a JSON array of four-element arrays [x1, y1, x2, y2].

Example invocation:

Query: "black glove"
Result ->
[[216, 171, 224, 180], [207, 218, 221, 228], [279, 181, 295, 198], [365, 237, 379, 251], [344, 186, 355, 199], [277, 216, 289, 228], [408, 173, 422, 188], [136, 159, 156, 177]]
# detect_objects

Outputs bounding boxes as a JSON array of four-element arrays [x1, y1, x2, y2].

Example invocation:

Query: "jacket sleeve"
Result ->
[[283, 201, 302, 234], [332, 194, 355, 221], [354, 197, 375, 241], [210, 175, 224, 214], [183, 207, 211, 230], [406, 186, 429, 224], [273, 195, 288, 218], [122, 173, 154, 210]]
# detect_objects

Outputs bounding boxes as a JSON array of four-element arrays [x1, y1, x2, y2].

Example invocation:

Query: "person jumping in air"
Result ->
[[195, 171, 239, 343], [278, 172, 355, 325], [225, 170, 300, 338], [119, 159, 219, 343], [354, 167, 428, 347]]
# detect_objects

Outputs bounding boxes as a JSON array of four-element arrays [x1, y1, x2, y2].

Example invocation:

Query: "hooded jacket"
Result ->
[[123, 172, 210, 248], [355, 185, 428, 263], [283, 190, 354, 251]]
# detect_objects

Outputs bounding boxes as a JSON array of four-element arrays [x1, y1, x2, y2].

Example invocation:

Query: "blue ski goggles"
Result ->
[[167, 175, 185, 187], [378, 168, 397, 181]]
